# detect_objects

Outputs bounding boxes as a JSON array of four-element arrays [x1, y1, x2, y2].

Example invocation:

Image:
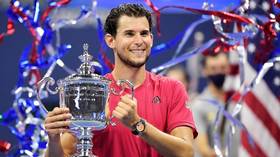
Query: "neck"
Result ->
[[112, 64, 146, 88], [208, 83, 226, 103]]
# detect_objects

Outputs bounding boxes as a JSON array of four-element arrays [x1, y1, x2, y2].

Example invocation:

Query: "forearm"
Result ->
[[140, 122, 194, 157]]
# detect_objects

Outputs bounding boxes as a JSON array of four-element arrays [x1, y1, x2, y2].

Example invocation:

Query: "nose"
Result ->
[[133, 34, 144, 46]]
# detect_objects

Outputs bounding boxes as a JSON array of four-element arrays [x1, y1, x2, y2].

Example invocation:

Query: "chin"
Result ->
[[127, 60, 146, 68], [130, 63, 146, 68]]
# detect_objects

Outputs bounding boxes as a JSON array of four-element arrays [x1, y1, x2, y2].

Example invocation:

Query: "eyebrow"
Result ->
[[122, 29, 150, 33], [123, 30, 134, 34]]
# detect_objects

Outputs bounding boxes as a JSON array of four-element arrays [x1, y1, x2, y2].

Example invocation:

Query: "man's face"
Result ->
[[203, 53, 230, 76], [106, 15, 153, 68]]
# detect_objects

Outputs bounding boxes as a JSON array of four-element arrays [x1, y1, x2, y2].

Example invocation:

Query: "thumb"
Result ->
[[105, 101, 110, 120]]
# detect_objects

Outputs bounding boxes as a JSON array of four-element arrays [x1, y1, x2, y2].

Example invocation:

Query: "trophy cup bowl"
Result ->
[[38, 77, 110, 157], [37, 43, 134, 157]]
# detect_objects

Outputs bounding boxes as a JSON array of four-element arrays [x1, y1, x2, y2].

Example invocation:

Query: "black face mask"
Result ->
[[207, 74, 226, 89]]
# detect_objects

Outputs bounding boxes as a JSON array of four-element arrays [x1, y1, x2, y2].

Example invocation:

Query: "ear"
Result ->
[[150, 33, 153, 48], [104, 34, 115, 49]]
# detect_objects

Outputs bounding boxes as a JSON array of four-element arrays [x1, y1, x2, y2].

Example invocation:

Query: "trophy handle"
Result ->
[[108, 80, 134, 126], [36, 77, 59, 115], [110, 79, 134, 99]]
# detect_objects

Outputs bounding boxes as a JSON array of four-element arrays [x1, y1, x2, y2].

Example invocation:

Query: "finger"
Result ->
[[45, 113, 72, 124], [47, 107, 69, 117], [114, 106, 128, 116], [118, 102, 132, 111], [46, 128, 70, 135], [45, 121, 71, 130], [112, 110, 125, 120], [121, 95, 137, 106], [105, 102, 110, 118]]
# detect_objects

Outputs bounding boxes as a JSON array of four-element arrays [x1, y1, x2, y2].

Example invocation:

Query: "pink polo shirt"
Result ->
[[92, 71, 197, 157]]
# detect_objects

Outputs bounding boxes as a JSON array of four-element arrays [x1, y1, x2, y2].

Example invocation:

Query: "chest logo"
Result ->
[[152, 96, 161, 104]]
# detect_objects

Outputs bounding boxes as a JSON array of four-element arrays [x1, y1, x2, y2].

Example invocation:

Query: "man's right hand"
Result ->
[[44, 107, 72, 141]]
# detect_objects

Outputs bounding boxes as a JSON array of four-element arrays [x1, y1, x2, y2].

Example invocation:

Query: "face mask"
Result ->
[[207, 74, 226, 89]]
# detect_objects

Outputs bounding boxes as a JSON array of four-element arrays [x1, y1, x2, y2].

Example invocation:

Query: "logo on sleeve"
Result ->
[[185, 101, 191, 109]]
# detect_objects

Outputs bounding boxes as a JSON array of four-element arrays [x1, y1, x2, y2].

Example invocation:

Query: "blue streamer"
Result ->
[[50, 5, 91, 29], [151, 32, 184, 56], [173, 17, 210, 59], [33, 0, 40, 23], [151, 38, 218, 73]]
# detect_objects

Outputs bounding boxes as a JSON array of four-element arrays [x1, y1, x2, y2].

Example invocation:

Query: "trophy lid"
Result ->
[[60, 43, 110, 84]]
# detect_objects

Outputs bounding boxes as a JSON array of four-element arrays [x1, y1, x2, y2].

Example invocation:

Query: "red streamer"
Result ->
[[99, 47, 114, 70], [202, 38, 237, 56], [9, 3, 38, 41], [156, 4, 279, 64], [158, 5, 261, 28], [253, 1, 279, 64], [0, 140, 11, 152], [144, 0, 161, 36], [272, 0, 280, 8], [29, 42, 41, 84], [0, 19, 15, 43]]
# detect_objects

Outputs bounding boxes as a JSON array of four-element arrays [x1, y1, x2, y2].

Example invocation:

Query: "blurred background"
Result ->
[[0, 0, 279, 157], [0, 0, 216, 148]]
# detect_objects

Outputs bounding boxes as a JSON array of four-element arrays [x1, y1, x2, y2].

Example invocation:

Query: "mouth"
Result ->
[[129, 49, 146, 55]]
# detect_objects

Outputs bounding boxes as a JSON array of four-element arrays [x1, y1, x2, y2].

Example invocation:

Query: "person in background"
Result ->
[[165, 65, 190, 92], [191, 52, 231, 157], [43, 3, 197, 157]]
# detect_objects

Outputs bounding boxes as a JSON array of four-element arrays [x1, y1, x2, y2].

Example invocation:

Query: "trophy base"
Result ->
[[70, 127, 98, 157], [72, 153, 97, 157]]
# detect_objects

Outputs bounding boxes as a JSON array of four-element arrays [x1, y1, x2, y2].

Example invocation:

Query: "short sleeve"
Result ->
[[166, 80, 198, 138]]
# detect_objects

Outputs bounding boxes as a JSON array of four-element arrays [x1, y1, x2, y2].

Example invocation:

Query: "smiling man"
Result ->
[[43, 3, 197, 157]]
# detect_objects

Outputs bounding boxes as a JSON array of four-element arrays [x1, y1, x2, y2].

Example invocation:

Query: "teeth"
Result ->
[[130, 50, 145, 54], [132, 50, 143, 53]]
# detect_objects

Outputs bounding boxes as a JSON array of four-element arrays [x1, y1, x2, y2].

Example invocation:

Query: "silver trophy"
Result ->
[[37, 43, 134, 157]]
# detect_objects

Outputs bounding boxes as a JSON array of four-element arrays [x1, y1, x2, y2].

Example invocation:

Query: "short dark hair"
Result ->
[[104, 3, 152, 37]]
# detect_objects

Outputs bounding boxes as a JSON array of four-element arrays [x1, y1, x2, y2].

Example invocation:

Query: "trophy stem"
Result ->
[[73, 127, 96, 157]]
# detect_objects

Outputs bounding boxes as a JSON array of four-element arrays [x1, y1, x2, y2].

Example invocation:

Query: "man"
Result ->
[[44, 3, 197, 157], [191, 52, 233, 157]]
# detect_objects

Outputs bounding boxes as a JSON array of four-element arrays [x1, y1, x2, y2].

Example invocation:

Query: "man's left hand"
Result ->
[[112, 94, 140, 129]]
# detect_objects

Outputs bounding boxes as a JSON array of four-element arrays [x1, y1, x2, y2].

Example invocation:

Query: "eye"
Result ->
[[141, 30, 150, 37], [124, 31, 134, 37]]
